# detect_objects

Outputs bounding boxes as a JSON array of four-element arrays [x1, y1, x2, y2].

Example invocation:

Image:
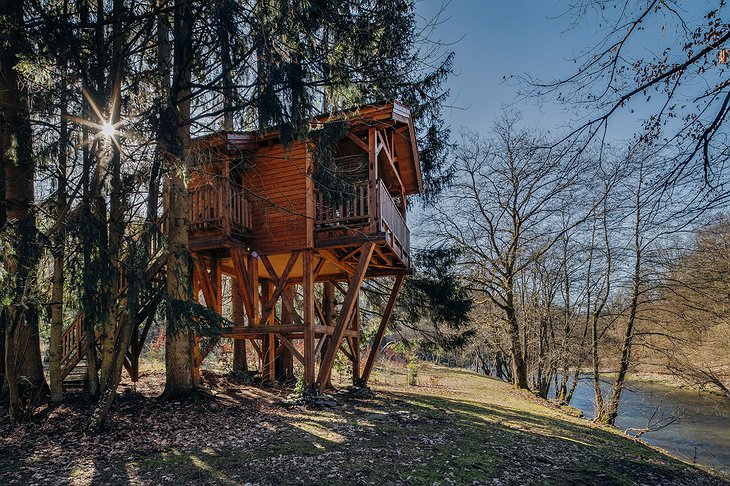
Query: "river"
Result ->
[[559, 376, 730, 475]]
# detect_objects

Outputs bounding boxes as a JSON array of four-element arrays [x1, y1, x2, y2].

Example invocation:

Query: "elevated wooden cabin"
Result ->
[[188, 102, 421, 392]]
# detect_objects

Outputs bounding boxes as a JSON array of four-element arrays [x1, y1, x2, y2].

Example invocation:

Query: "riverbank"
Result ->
[[1, 363, 727, 485], [556, 371, 730, 475]]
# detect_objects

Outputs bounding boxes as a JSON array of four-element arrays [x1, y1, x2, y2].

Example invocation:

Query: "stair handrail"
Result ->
[[59, 212, 169, 379]]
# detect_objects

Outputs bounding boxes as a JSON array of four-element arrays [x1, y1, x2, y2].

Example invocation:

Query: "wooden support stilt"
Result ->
[[247, 254, 259, 377], [317, 242, 375, 393], [247, 254, 259, 328], [194, 254, 221, 311], [191, 254, 224, 382], [230, 248, 254, 318], [232, 278, 247, 372], [318, 282, 335, 389], [261, 280, 275, 383], [302, 249, 316, 389], [352, 295, 361, 385], [359, 274, 404, 387], [276, 286, 295, 381]]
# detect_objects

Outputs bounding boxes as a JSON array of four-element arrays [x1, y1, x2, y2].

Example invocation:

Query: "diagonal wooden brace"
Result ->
[[359, 274, 404, 387], [259, 252, 299, 325], [316, 242, 375, 392]]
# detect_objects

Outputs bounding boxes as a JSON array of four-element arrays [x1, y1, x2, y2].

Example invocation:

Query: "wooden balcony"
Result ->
[[315, 179, 410, 266], [189, 180, 252, 249]]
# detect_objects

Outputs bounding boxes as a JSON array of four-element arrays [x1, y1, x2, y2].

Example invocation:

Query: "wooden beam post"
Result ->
[[368, 127, 377, 233], [317, 242, 375, 393], [352, 294, 360, 385], [210, 258, 222, 313], [247, 254, 259, 328], [276, 286, 295, 382], [232, 278, 247, 373], [302, 249, 316, 389], [318, 281, 336, 389], [260, 279, 275, 383], [359, 275, 405, 387]]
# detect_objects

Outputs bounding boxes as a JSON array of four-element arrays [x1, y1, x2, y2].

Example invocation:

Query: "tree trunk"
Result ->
[[217, 0, 234, 131], [49, 62, 68, 403], [81, 130, 101, 399], [88, 249, 141, 432], [505, 285, 529, 389], [162, 0, 195, 399], [1, 0, 49, 419], [591, 196, 612, 423], [601, 171, 643, 426], [591, 311, 605, 420], [78, 0, 101, 399], [1, 95, 7, 393], [98, 0, 127, 390]]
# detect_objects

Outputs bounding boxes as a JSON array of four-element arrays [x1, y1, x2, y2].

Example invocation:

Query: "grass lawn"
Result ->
[[1, 362, 727, 485]]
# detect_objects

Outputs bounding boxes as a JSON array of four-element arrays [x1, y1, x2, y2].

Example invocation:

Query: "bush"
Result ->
[[407, 355, 419, 386]]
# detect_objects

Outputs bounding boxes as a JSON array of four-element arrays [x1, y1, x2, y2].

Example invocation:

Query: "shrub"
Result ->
[[407, 355, 419, 386]]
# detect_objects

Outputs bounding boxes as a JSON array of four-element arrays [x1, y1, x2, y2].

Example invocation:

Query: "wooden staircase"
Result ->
[[60, 218, 168, 384]]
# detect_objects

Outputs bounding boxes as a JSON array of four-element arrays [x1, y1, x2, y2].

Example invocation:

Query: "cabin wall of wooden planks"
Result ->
[[244, 141, 309, 254]]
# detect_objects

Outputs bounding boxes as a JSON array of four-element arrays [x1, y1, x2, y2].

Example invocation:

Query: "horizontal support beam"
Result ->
[[219, 325, 358, 339]]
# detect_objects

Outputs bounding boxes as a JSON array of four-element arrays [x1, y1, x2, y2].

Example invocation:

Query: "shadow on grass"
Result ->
[[1, 381, 727, 486]]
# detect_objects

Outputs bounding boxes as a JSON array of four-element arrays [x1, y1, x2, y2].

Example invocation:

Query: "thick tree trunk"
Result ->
[[163, 165, 194, 398], [78, 0, 101, 398], [1, 0, 49, 419], [505, 285, 529, 390], [162, 0, 195, 399], [99, 0, 126, 390]]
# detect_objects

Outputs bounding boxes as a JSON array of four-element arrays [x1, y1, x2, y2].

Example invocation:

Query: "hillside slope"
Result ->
[[1, 363, 727, 485]]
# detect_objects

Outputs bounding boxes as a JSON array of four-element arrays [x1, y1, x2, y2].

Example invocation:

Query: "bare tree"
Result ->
[[525, 1, 730, 184], [427, 112, 583, 390]]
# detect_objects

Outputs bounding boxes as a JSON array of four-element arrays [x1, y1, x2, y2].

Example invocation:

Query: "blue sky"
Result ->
[[413, 0, 723, 142], [415, 0, 601, 135]]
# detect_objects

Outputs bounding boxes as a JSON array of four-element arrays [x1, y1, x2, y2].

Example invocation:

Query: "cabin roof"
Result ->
[[191, 101, 423, 195]]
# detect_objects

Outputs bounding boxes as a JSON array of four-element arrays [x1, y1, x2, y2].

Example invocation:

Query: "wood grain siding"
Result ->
[[244, 141, 309, 254]]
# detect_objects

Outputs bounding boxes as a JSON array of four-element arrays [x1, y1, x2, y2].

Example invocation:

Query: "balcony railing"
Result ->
[[376, 179, 410, 263], [190, 180, 252, 237], [315, 179, 410, 264], [315, 181, 371, 228]]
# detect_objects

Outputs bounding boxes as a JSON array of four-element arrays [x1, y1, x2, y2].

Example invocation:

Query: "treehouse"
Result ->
[[58, 102, 421, 394], [187, 102, 421, 392]]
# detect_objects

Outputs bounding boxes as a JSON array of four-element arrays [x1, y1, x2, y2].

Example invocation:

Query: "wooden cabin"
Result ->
[[187, 101, 421, 392]]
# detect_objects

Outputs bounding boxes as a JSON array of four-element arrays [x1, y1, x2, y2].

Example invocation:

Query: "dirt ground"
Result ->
[[1, 363, 728, 485]]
